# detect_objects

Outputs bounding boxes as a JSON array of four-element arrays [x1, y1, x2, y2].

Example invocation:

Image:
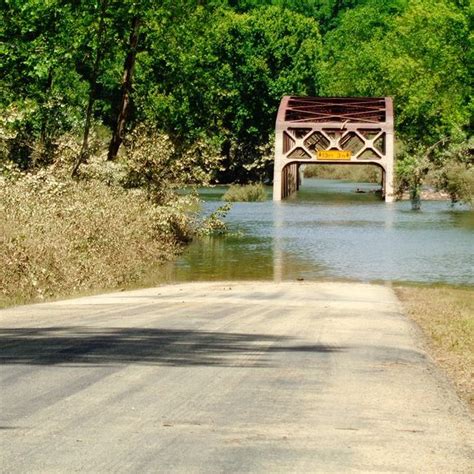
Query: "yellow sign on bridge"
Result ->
[[317, 150, 352, 160]]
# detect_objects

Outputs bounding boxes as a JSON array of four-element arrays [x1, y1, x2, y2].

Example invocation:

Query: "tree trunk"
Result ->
[[107, 16, 140, 161], [72, 0, 108, 177], [35, 68, 53, 166]]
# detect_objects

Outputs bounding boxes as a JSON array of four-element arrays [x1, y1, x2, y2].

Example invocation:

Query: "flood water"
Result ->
[[165, 179, 473, 285]]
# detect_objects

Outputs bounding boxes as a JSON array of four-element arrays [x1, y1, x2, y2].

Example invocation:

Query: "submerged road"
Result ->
[[1, 282, 472, 472]]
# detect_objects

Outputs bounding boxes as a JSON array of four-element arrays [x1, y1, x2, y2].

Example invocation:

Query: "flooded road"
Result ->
[[169, 179, 473, 285]]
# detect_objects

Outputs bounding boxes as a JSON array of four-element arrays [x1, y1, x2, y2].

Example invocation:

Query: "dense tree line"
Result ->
[[1, 0, 472, 198]]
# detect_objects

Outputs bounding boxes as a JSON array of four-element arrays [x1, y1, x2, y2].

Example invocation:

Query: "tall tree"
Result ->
[[321, 0, 470, 143], [107, 15, 141, 161], [72, 0, 109, 177]]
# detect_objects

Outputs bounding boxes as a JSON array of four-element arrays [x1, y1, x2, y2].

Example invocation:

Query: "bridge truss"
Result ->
[[273, 96, 395, 202]]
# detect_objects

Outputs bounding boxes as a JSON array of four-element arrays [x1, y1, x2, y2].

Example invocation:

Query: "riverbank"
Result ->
[[0, 168, 195, 308], [395, 284, 473, 410]]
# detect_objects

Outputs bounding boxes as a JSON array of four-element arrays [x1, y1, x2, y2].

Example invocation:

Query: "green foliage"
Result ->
[[396, 136, 473, 207], [197, 203, 233, 236], [138, 5, 322, 182], [384, 0, 471, 142], [440, 163, 474, 206], [321, 0, 471, 143], [223, 183, 268, 201], [217, 0, 363, 32], [1, 0, 113, 167], [321, 1, 402, 97], [1, 0, 472, 192], [434, 138, 474, 205], [395, 152, 429, 208]]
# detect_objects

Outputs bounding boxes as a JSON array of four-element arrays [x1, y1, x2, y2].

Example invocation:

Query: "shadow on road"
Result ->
[[0, 327, 343, 367]]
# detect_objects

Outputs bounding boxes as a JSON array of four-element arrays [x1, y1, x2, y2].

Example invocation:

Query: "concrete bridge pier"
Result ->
[[381, 167, 395, 202], [382, 131, 395, 202], [274, 162, 300, 201]]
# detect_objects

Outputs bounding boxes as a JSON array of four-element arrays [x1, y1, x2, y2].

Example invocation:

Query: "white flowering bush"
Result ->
[[0, 167, 195, 307], [0, 123, 232, 307]]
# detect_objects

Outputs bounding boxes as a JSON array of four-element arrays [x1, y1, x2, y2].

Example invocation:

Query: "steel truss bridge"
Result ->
[[273, 96, 395, 202]]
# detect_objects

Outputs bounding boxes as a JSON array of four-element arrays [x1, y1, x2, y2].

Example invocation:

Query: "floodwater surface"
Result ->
[[166, 179, 473, 285]]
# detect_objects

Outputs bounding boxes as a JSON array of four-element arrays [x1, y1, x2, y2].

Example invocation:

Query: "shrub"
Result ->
[[223, 183, 267, 202], [434, 138, 474, 205], [122, 125, 222, 204], [197, 203, 232, 236], [0, 168, 194, 307], [438, 162, 474, 205]]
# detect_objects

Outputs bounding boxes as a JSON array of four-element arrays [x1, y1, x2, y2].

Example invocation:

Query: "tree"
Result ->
[[2, 0, 471, 190], [321, 0, 471, 144], [320, 0, 471, 201], [137, 5, 323, 182], [72, 0, 109, 177], [382, 0, 471, 142], [434, 137, 474, 206], [1, 0, 87, 167], [107, 15, 141, 161], [216, 0, 364, 32], [1, 0, 124, 169]]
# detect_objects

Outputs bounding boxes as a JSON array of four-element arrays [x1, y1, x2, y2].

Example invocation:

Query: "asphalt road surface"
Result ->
[[1, 282, 472, 472]]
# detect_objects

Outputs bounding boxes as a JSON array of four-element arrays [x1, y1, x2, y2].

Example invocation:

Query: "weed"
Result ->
[[223, 183, 267, 202]]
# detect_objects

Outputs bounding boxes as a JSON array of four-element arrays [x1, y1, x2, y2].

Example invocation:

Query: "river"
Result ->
[[165, 179, 473, 285]]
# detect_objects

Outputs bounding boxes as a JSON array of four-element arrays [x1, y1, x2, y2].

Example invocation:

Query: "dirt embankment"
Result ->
[[395, 285, 473, 410]]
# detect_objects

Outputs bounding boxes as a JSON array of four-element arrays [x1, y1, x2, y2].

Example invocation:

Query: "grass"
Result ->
[[0, 168, 194, 308], [223, 183, 267, 202], [395, 285, 473, 409], [303, 164, 381, 183]]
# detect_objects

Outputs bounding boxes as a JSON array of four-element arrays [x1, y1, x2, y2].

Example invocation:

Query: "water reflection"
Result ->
[[273, 203, 284, 282], [168, 234, 317, 282], [173, 179, 473, 285]]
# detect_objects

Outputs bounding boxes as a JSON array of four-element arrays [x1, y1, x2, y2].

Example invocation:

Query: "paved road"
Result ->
[[1, 282, 472, 472]]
